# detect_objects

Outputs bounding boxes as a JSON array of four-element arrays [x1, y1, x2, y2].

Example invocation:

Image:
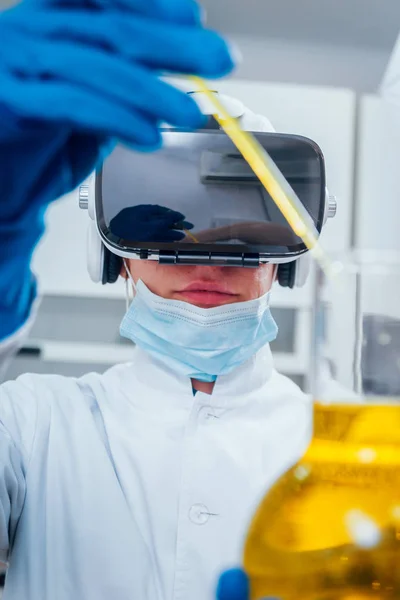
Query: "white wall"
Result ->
[[355, 95, 400, 251], [230, 35, 390, 94]]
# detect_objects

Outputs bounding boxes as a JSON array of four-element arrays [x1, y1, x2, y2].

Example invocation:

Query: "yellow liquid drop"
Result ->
[[244, 402, 400, 600]]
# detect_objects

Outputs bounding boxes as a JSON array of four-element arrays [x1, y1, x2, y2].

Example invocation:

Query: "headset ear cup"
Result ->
[[102, 248, 123, 284], [87, 221, 122, 285], [87, 173, 96, 220], [293, 254, 311, 288], [277, 263, 297, 289], [87, 221, 103, 283], [278, 255, 311, 288]]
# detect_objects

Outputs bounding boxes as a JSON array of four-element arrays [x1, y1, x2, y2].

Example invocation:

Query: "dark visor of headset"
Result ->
[[96, 131, 326, 262]]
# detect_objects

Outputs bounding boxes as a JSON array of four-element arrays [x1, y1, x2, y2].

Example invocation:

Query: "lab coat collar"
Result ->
[[132, 344, 274, 404]]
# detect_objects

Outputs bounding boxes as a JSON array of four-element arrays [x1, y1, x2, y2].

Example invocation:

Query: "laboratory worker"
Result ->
[[0, 0, 336, 598], [0, 83, 336, 599]]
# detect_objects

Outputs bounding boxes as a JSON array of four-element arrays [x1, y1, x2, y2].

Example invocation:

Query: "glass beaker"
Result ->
[[244, 251, 400, 600]]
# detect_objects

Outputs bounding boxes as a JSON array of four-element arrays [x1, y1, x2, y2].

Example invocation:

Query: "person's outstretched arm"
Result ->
[[0, 0, 235, 347]]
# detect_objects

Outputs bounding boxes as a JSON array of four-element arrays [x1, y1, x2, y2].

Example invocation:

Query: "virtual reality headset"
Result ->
[[79, 93, 336, 288]]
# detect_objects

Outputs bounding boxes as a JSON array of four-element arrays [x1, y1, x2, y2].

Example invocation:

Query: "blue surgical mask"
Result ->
[[120, 268, 278, 382]]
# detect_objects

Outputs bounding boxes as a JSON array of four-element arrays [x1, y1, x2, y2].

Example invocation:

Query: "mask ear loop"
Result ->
[[123, 259, 137, 311], [125, 278, 130, 313], [272, 263, 278, 280], [264, 264, 279, 306]]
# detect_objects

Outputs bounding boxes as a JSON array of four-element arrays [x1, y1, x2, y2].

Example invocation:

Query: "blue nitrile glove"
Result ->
[[217, 569, 250, 600], [109, 205, 194, 242], [216, 568, 278, 600], [0, 0, 235, 340]]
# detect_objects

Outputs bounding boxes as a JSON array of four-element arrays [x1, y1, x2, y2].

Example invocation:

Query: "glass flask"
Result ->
[[244, 252, 400, 600]]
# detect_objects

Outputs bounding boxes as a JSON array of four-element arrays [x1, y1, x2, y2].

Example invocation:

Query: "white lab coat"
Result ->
[[0, 340, 311, 600]]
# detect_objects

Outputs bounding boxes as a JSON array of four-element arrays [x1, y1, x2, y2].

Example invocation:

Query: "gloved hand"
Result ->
[[110, 205, 194, 242], [216, 568, 277, 600], [217, 569, 250, 600], [0, 0, 235, 340]]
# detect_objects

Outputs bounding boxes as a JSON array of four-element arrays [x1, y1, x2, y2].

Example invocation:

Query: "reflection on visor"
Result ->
[[109, 205, 298, 246], [97, 131, 325, 258], [110, 205, 195, 243]]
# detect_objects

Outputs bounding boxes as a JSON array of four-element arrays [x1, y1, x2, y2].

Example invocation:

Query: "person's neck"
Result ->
[[191, 378, 216, 395]]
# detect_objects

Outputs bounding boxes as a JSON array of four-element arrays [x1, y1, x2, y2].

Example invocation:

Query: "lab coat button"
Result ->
[[198, 406, 218, 421], [189, 503, 210, 525]]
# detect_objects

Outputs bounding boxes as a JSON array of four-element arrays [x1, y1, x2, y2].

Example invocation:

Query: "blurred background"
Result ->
[[2, 0, 400, 394]]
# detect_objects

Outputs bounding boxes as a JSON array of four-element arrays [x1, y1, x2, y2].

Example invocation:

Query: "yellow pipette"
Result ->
[[190, 76, 336, 277], [184, 228, 199, 243]]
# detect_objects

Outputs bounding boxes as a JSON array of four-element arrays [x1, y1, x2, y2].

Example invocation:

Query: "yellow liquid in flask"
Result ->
[[244, 402, 400, 600]]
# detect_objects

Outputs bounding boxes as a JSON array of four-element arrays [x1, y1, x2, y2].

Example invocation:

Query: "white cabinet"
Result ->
[[355, 94, 400, 251], [350, 94, 400, 328]]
